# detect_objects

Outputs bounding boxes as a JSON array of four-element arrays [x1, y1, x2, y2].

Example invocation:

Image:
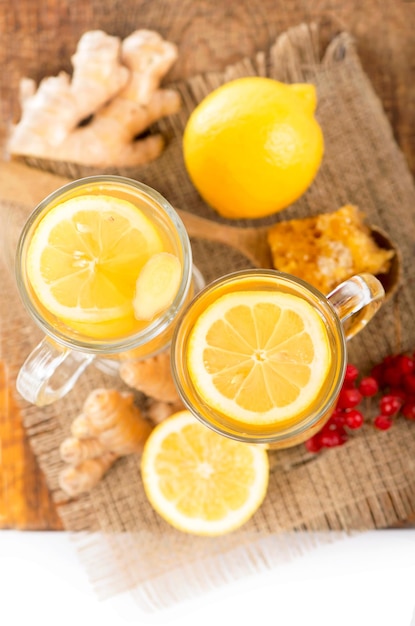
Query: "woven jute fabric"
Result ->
[[1, 23, 415, 609]]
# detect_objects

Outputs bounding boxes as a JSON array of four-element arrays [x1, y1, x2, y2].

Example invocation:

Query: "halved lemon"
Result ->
[[141, 410, 269, 536], [27, 195, 164, 327], [187, 291, 331, 426]]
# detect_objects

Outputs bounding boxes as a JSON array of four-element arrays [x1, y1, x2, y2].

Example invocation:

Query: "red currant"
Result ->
[[330, 411, 347, 427], [402, 401, 415, 420], [344, 409, 364, 429], [305, 435, 323, 453], [344, 364, 360, 386], [336, 387, 363, 409], [404, 375, 415, 395], [320, 428, 348, 447], [373, 415, 393, 430], [388, 388, 407, 402], [304, 351, 415, 453], [382, 367, 402, 388], [371, 363, 385, 386], [379, 395, 403, 416], [358, 377, 379, 397], [383, 355, 399, 365], [398, 355, 414, 376]]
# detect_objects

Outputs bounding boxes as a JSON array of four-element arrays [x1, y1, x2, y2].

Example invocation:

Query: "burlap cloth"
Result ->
[[1, 23, 415, 610]]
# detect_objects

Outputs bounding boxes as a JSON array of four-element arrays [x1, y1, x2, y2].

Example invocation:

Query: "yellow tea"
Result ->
[[18, 176, 193, 357], [15, 176, 196, 406], [171, 269, 383, 447]]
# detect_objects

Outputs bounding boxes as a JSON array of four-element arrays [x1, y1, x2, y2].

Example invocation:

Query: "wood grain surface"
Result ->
[[0, 0, 414, 530]]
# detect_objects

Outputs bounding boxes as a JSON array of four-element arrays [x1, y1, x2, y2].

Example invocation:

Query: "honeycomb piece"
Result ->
[[267, 205, 394, 294]]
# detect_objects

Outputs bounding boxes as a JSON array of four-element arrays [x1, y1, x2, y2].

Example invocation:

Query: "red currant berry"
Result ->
[[388, 388, 407, 402], [336, 387, 363, 409], [345, 409, 364, 429], [371, 363, 385, 386], [344, 364, 359, 386], [382, 367, 402, 388], [330, 411, 347, 427], [379, 395, 403, 416], [305, 435, 323, 453], [383, 354, 399, 366], [404, 374, 415, 395], [398, 355, 414, 375], [358, 376, 379, 397], [373, 415, 393, 430], [402, 401, 415, 420], [320, 429, 348, 447]]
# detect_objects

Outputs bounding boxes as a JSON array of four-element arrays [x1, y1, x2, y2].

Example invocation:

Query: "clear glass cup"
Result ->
[[15, 175, 203, 406], [171, 269, 385, 449]]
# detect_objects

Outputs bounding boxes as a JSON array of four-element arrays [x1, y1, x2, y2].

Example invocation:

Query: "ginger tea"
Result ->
[[172, 269, 347, 448]]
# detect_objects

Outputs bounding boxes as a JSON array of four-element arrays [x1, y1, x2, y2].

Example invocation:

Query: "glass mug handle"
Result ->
[[16, 338, 94, 406], [327, 273, 385, 340]]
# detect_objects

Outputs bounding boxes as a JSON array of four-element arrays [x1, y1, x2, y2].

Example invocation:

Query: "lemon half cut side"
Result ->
[[141, 410, 269, 536]]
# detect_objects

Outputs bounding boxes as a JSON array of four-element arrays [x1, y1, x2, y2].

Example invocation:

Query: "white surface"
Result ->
[[1, 530, 415, 625]]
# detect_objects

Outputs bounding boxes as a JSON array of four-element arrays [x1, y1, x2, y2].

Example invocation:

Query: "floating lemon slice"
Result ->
[[27, 195, 164, 326], [141, 410, 269, 536], [187, 291, 331, 426]]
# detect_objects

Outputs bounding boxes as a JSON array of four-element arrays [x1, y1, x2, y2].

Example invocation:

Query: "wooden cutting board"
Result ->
[[0, 163, 69, 529]]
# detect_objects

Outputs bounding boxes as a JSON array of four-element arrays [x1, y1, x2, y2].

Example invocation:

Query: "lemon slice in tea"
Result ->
[[187, 291, 332, 426], [27, 195, 164, 328]]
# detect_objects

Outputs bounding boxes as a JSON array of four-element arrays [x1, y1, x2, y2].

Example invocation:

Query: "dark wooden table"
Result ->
[[1, 0, 414, 529]]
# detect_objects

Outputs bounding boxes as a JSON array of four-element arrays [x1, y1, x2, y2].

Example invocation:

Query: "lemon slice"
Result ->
[[27, 195, 164, 325], [187, 291, 331, 426], [141, 410, 269, 536]]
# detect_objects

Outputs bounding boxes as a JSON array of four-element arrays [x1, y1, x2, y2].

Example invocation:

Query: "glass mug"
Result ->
[[171, 269, 385, 449], [15, 175, 203, 406]]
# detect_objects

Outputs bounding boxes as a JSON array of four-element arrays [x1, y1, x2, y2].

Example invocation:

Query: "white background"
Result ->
[[1, 530, 415, 625]]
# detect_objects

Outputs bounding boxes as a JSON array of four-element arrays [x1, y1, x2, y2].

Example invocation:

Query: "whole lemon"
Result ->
[[183, 77, 324, 219]]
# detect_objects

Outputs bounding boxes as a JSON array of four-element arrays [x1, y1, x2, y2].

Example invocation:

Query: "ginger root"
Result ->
[[59, 436, 107, 465], [146, 398, 185, 425], [58, 388, 152, 496], [119, 350, 181, 403], [58, 453, 117, 498], [8, 29, 180, 167], [8, 31, 129, 156], [71, 388, 152, 455]]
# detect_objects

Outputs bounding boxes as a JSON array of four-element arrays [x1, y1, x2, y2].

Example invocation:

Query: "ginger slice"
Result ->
[[133, 252, 182, 321]]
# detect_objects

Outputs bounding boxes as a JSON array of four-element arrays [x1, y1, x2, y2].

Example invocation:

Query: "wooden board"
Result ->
[[0, 0, 414, 530]]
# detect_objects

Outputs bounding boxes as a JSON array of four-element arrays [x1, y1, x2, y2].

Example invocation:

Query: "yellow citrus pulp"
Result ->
[[141, 410, 269, 536], [183, 77, 324, 219], [26, 194, 181, 339], [187, 290, 331, 426]]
